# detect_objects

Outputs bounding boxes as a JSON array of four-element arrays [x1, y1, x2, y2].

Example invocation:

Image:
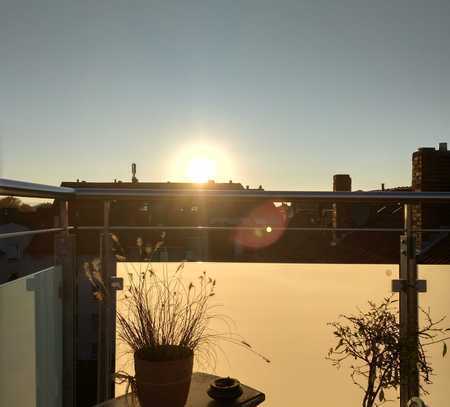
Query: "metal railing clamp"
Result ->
[[392, 279, 427, 293], [110, 277, 124, 291]]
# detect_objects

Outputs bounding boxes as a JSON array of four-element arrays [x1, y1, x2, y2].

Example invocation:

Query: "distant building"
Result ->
[[60, 179, 265, 261], [412, 142, 450, 251], [58, 144, 450, 264], [330, 142, 450, 260]]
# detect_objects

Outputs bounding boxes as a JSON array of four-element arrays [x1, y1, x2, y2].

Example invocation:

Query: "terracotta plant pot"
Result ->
[[134, 346, 194, 407]]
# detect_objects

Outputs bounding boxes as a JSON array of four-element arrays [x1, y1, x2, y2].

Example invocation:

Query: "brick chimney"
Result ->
[[412, 143, 450, 251], [333, 174, 352, 193], [332, 174, 352, 242]]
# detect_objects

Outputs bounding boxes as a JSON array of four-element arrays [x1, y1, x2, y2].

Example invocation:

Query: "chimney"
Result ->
[[412, 143, 450, 253], [381, 183, 385, 191], [333, 174, 352, 192], [332, 174, 352, 244]]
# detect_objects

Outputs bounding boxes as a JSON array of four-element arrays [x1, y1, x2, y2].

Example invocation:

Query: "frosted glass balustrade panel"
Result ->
[[0, 199, 56, 284], [111, 262, 450, 406], [419, 265, 450, 407], [0, 266, 63, 407]]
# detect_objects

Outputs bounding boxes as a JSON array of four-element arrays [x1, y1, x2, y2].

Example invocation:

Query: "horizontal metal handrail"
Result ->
[[416, 228, 450, 232], [1, 225, 445, 237], [76, 225, 404, 232], [4, 176, 450, 203], [0, 178, 75, 199], [0, 176, 447, 235], [74, 188, 450, 203], [0, 226, 74, 240]]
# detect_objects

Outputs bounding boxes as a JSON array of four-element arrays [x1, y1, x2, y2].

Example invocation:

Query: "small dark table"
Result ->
[[95, 372, 265, 407]]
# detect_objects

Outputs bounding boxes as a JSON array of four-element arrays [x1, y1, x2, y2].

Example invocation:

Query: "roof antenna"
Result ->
[[131, 163, 138, 183]]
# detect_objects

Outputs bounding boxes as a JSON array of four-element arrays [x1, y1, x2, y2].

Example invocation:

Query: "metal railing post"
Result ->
[[399, 204, 420, 407], [54, 200, 77, 407], [97, 200, 115, 403]]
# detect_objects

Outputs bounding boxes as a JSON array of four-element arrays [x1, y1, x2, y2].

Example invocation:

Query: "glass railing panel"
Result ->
[[115, 262, 411, 406], [0, 266, 62, 407], [419, 265, 450, 407], [0, 196, 56, 282], [0, 237, 55, 283], [0, 272, 37, 406]]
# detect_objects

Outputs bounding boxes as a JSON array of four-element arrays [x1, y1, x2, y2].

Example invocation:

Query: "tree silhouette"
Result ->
[[0, 196, 22, 209], [327, 297, 449, 407]]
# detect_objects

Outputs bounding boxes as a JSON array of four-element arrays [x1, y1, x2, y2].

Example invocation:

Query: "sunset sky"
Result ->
[[1, 1, 449, 190]]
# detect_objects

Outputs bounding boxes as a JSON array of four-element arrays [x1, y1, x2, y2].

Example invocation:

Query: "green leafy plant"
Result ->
[[326, 297, 449, 407]]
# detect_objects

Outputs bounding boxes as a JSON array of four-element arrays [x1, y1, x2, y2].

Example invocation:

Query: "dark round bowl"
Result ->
[[207, 377, 243, 401]]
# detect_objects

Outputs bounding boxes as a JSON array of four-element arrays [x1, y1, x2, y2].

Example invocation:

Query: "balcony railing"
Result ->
[[1, 177, 450, 407]]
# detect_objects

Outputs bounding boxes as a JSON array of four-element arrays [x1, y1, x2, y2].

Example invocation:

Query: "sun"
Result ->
[[186, 156, 217, 183], [169, 140, 235, 183]]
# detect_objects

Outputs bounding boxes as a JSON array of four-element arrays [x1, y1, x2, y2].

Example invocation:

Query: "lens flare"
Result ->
[[234, 202, 288, 250]]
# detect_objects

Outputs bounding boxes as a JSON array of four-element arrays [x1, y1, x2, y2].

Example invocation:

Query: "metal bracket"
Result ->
[[26, 277, 37, 292], [392, 279, 427, 293], [400, 235, 416, 258], [110, 276, 123, 291]]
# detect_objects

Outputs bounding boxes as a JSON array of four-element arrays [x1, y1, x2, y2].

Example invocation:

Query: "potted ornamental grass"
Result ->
[[85, 241, 269, 407], [120, 263, 213, 406], [117, 262, 269, 407]]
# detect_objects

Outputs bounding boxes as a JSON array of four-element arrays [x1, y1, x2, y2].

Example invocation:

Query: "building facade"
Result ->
[[412, 143, 450, 252]]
